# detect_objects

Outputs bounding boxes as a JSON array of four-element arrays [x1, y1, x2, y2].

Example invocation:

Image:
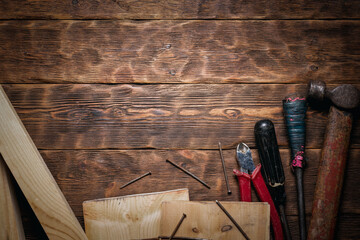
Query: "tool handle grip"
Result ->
[[252, 165, 284, 240], [254, 119, 285, 185], [283, 96, 307, 169], [308, 106, 353, 240], [233, 169, 251, 202]]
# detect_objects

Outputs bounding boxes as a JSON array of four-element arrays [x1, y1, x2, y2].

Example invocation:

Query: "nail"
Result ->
[[169, 213, 187, 240], [218, 142, 231, 194], [215, 200, 250, 240], [120, 172, 151, 189], [166, 159, 210, 189]]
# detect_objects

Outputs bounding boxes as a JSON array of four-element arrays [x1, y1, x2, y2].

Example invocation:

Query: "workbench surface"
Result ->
[[0, 1, 359, 239]]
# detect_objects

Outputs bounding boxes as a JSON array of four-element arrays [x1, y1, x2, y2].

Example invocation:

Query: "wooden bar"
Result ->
[[0, 0, 359, 20], [0, 20, 359, 84], [0, 86, 87, 240], [0, 155, 25, 240], [160, 201, 270, 239], [83, 189, 189, 240]]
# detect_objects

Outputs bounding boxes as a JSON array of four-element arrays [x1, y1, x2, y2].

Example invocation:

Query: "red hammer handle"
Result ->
[[308, 106, 353, 240]]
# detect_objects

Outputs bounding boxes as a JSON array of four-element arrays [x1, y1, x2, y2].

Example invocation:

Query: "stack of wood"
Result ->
[[83, 189, 270, 240]]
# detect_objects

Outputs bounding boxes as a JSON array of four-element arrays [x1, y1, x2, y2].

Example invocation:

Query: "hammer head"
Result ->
[[308, 80, 360, 109]]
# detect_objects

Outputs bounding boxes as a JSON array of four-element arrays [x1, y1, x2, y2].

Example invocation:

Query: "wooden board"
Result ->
[[83, 188, 190, 240], [160, 201, 270, 239], [2, 84, 360, 150], [1, 1, 359, 20], [0, 21, 359, 84], [0, 86, 87, 240], [1, 1, 360, 239], [0, 155, 25, 240], [40, 149, 360, 218]]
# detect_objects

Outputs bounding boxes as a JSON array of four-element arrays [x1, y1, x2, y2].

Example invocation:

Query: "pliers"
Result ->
[[233, 143, 284, 240]]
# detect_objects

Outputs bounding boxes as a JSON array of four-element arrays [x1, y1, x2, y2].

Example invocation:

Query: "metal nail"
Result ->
[[215, 200, 250, 240], [218, 142, 231, 194], [166, 159, 210, 189], [169, 213, 187, 240], [120, 172, 152, 189]]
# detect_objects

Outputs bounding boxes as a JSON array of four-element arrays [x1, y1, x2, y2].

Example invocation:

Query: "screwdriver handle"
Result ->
[[254, 120, 285, 189], [255, 119, 291, 240], [283, 96, 307, 169], [283, 96, 307, 240]]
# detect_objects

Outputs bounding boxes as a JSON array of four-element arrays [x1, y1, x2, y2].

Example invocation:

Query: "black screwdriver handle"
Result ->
[[283, 96, 307, 169], [255, 119, 292, 240], [254, 119, 285, 188]]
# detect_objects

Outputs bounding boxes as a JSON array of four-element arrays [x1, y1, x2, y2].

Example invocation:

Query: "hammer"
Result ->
[[307, 80, 360, 240]]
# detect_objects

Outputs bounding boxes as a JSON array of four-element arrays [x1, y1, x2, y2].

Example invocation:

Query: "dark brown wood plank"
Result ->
[[286, 215, 360, 240], [39, 149, 359, 217], [15, 148, 360, 239], [1, 0, 359, 20], [3, 84, 360, 150], [0, 20, 359, 84]]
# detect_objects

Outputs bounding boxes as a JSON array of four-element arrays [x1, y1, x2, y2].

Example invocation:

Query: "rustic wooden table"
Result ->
[[0, 1, 359, 239]]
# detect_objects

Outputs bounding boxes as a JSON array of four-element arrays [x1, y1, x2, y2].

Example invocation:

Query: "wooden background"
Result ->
[[1, 1, 359, 239]]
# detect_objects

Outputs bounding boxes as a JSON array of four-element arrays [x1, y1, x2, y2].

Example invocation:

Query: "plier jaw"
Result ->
[[236, 143, 256, 174]]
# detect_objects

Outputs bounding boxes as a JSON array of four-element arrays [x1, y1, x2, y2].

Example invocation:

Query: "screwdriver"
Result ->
[[254, 119, 292, 240]]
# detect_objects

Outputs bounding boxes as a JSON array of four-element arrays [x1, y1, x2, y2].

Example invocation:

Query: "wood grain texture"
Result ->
[[0, 86, 87, 240], [1, 0, 359, 20], [2, 84, 360, 150], [160, 201, 270, 239], [0, 155, 25, 240], [12, 148, 358, 240], [0, 20, 359, 84], [37, 149, 360, 217], [83, 189, 189, 240]]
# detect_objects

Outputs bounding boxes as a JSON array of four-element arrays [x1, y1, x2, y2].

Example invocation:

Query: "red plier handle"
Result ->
[[252, 164, 284, 240], [233, 169, 252, 202], [234, 165, 284, 240]]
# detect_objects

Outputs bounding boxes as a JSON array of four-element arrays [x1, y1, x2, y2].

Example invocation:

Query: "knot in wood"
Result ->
[[224, 109, 241, 119], [192, 227, 199, 233], [221, 225, 233, 232]]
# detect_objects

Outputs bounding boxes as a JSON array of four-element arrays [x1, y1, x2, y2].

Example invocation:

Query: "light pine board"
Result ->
[[83, 188, 190, 240], [0, 155, 25, 240], [160, 201, 270, 240], [0, 85, 87, 240]]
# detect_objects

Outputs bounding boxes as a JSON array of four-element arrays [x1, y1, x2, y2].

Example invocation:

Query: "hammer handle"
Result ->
[[308, 106, 352, 240]]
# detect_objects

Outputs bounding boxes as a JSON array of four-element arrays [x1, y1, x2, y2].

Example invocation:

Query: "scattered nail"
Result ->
[[166, 159, 210, 189], [215, 200, 250, 240], [120, 172, 151, 189], [218, 142, 231, 195], [169, 213, 187, 240]]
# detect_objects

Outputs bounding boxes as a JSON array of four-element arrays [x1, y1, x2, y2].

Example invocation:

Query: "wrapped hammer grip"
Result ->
[[283, 97, 307, 169]]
